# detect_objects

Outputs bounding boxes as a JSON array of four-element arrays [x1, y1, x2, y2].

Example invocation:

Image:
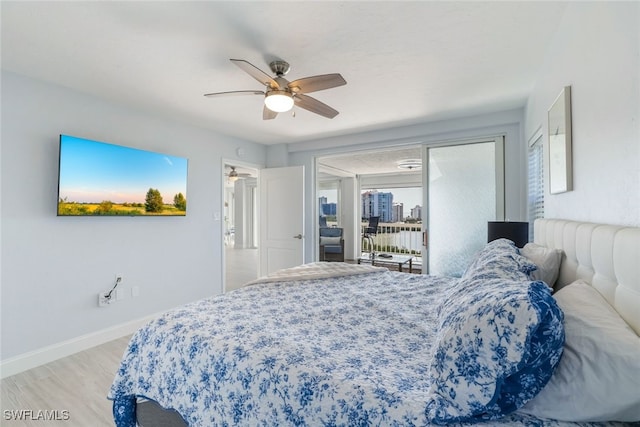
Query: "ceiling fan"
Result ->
[[204, 59, 346, 120], [225, 166, 251, 182]]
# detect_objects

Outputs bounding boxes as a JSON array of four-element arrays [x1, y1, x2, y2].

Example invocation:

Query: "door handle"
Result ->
[[423, 231, 428, 248], [293, 234, 303, 239]]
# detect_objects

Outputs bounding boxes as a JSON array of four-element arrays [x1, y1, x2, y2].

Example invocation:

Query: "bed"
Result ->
[[108, 219, 640, 426]]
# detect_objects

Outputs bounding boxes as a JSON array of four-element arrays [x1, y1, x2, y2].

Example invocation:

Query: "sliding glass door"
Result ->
[[422, 138, 504, 276]]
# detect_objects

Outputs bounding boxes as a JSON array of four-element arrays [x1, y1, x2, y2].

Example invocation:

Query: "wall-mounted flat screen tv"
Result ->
[[57, 135, 188, 216]]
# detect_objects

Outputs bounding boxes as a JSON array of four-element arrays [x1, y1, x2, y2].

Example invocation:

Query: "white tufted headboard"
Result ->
[[533, 218, 640, 335]]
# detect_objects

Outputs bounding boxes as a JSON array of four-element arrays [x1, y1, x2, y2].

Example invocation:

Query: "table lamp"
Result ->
[[487, 221, 529, 248]]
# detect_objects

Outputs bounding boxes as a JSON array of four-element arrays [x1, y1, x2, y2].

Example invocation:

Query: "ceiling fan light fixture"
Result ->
[[264, 91, 294, 112], [228, 167, 240, 182]]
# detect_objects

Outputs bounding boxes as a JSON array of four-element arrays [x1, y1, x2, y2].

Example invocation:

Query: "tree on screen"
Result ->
[[173, 193, 187, 211], [145, 188, 164, 213], [94, 200, 114, 215]]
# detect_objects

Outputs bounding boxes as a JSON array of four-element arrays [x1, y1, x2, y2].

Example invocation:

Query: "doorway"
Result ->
[[317, 145, 423, 263], [316, 137, 505, 276], [223, 162, 259, 292]]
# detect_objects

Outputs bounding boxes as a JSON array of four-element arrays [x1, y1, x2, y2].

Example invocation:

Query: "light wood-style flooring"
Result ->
[[1, 335, 131, 426], [225, 246, 258, 291]]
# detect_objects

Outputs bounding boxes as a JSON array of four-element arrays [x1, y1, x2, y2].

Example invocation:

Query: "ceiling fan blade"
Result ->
[[231, 59, 279, 90], [294, 94, 339, 119], [288, 73, 346, 94], [204, 90, 264, 97], [263, 105, 278, 120]]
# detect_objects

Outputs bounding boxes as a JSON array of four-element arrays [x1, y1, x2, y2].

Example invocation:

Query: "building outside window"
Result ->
[[361, 190, 394, 222]]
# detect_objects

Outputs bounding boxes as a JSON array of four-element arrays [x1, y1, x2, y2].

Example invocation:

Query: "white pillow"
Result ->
[[320, 236, 341, 246], [520, 280, 640, 422], [520, 243, 563, 288]]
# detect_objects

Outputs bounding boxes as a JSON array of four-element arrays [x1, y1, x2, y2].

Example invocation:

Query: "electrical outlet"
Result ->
[[132, 286, 140, 297], [98, 292, 111, 307], [116, 288, 125, 301]]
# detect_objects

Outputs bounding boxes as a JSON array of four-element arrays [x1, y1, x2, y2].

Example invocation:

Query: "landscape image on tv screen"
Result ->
[[57, 135, 188, 216]]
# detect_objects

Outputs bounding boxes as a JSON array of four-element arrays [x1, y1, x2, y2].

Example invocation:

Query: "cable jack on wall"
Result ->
[[98, 276, 122, 307]]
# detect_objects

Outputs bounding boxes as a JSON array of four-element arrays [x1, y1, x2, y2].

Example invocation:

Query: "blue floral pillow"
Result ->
[[426, 278, 564, 424], [461, 238, 537, 283]]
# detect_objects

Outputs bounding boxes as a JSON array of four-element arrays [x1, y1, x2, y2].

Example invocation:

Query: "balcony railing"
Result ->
[[322, 220, 423, 270], [361, 222, 422, 255]]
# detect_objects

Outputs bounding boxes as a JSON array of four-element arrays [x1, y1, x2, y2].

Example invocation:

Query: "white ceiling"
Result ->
[[319, 145, 423, 177], [1, 1, 568, 147]]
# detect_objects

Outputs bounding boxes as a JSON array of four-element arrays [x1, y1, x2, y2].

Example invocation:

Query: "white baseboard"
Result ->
[[0, 313, 162, 379]]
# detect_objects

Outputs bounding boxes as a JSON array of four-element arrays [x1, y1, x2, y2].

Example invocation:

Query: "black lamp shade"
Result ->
[[488, 221, 529, 248]]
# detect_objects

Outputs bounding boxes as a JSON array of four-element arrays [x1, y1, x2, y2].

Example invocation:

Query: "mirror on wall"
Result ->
[[548, 86, 573, 195]]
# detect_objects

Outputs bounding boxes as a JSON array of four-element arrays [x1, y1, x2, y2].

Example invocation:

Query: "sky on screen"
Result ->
[[58, 136, 188, 204]]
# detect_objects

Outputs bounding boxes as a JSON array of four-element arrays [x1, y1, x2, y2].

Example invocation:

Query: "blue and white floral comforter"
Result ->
[[108, 265, 629, 427]]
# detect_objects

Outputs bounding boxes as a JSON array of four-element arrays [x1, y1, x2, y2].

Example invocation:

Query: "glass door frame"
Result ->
[[421, 136, 505, 274]]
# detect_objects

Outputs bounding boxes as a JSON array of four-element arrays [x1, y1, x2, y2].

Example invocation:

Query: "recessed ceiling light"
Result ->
[[397, 159, 422, 170]]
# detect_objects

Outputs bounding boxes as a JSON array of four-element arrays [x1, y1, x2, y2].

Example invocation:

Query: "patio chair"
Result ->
[[319, 227, 344, 262], [362, 216, 380, 257]]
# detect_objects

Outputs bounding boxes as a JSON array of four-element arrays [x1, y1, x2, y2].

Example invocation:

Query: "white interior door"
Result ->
[[422, 138, 504, 276], [259, 166, 305, 276]]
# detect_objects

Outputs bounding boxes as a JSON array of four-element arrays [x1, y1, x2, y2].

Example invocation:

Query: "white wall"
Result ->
[[525, 2, 640, 226], [0, 71, 266, 366]]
